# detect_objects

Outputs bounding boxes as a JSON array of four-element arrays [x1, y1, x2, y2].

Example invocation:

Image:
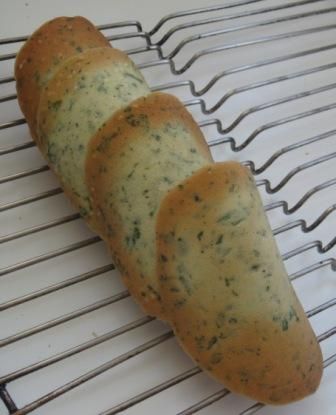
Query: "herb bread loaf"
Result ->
[[37, 47, 150, 229], [156, 161, 323, 404], [86, 92, 213, 316], [15, 16, 323, 405], [15, 16, 111, 139]]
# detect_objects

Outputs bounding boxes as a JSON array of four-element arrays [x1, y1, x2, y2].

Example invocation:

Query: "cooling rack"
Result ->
[[0, 0, 335, 414]]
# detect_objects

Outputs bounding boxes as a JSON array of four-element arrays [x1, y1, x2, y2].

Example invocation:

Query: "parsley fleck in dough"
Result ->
[[86, 92, 213, 316], [37, 47, 150, 230], [15, 16, 111, 139], [156, 162, 322, 404]]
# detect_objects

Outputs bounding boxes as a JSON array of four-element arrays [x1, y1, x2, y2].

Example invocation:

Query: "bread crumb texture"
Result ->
[[86, 92, 213, 316], [37, 47, 150, 229]]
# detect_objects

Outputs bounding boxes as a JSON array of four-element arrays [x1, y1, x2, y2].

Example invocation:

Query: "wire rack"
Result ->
[[0, 1, 336, 414]]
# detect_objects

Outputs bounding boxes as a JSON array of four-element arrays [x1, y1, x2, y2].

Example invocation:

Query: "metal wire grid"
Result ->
[[0, 0, 336, 413]]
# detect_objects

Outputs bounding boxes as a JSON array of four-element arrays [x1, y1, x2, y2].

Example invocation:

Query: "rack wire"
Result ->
[[0, 0, 335, 414]]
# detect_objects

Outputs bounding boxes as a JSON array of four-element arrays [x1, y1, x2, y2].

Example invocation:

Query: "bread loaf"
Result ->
[[15, 16, 323, 405], [86, 92, 213, 316], [15, 16, 111, 139], [156, 161, 323, 404], [37, 47, 150, 229]]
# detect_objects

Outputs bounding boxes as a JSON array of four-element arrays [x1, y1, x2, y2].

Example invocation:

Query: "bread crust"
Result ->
[[156, 161, 323, 404], [15, 16, 110, 139], [86, 92, 213, 316]]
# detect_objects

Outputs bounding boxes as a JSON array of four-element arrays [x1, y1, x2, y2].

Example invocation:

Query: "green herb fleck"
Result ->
[[210, 353, 222, 364], [49, 100, 62, 111], [197, 231, 204, 241], [152, 134, 161, 141], [207, 336, 218, 350], [195, 335, 206, 350], [160, 254, 168, 262], [174, 299, 186, 308], [282, 318, 289, 331], [216, 234, 224, 245], [33, 71, 40, 84], [126, 226, 141, 247], [251, 264, 260, 271], [97, 83, 108, 93]]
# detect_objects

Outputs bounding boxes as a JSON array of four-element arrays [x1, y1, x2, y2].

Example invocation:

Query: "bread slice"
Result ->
[[156, 161, 323, 404], [15, 16, 111, 139], [86, 92, 213, 316], [37, 47, 150, 229]]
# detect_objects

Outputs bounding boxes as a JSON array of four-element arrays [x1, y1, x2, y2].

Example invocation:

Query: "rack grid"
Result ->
[[0, 1, 335, 414]]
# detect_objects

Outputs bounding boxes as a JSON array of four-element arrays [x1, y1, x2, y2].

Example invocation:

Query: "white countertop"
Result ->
[[1, 0, 215, 38]]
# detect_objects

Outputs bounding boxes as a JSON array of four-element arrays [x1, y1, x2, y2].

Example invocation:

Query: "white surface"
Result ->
[[0, 0, 216, 37], [0, 1, 336, 415]]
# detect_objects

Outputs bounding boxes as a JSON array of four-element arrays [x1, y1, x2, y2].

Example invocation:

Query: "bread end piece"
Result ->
[[156, 161, 323, 404], [15, 16, 110, 139]]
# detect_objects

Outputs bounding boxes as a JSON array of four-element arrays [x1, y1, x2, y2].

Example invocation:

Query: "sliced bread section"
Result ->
[[37, 47, 150, 229], [86, 92, 213, 316], [15, 16, 111, 139]]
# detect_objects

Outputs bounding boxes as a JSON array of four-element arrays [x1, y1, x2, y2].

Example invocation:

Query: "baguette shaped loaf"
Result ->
[[86, 92, 213, 316], [37, 47, 150, 228], [15, 16, 111, 139], [156, 162, 322, 404]]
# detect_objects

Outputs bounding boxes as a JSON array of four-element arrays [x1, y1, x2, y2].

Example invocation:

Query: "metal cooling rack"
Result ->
[[1, 0, 336, 414]]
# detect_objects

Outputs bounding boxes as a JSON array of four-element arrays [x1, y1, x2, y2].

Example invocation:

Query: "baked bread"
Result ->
[[86, 92, 213, 316], [15, 16, 323, 405], [15, 16, 111, 139], [37, 47, 150, 229], [156, 161, 323, 404]]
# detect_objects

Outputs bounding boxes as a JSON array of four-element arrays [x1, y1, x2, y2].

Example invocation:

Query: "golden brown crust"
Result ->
[[15, 16, 111, 140], [86, 92, 213, 316], [156, 162, 323, 404]]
